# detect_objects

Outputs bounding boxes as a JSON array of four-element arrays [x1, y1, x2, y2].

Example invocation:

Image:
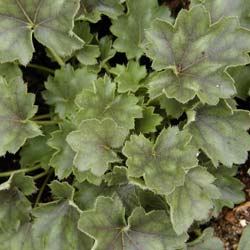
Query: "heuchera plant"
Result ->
[[0, 0, 250, 249]]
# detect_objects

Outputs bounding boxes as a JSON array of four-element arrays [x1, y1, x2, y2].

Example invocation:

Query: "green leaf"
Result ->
[[144, 5, 250, 104], [0, 63, 22, 80], [32, 200, 92, 250], [186, 101, 250, 167], [209, 165, 245, 216], [0, 173, 34, 234], [75, 75, 142, 129], [105, 166, 128, 186], [49, 180, 74, 200], [123, 126, 198, 195], [238, 226, 250, 250], [166, 167, 220, 235], [47, 122, 76, 179], [187, 228, 224, 250], [135, 106, 163, 133], [66, 118, 129, 176], [0, 0, 83, 65], [78, 0, 124, 23], [110, 60, 147, 93], [0, 76, 41, 156], [228, 65, 250, 100], [20, 125, 56, 170], [191, 0, 250, 28], [98, 36, 116, 66], [78, 196, 188, 250], [111, 0, 171, 59], [43, 64, 96, 118]]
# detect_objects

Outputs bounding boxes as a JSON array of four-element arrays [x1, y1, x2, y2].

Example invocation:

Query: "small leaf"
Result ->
[[111, 0, 172, 59], [43, 64, 96, 118], [135, 106, 163, 133], [49, 180, 74, 200], [209, 165, 245, 216], [20, 125, 56, 170], [105, 166, 128, 186], [47, 122, 76, 179], [75, 75, 142, 129], [187, 228, 224, 250], [186, 101, 250, 167], [0, 0, 83, 65], [166, 167, 220, 235], [144, 5, 250, 104], [238, 225, 250, 250], [78, 0, 124, 23], [228, 65, 250, 100], [78, 196, 187, 250], [123, 126, 198, 195], [110, 60, 147, 93], [66, 118, 129, 176], [0, 76, 41, 156]]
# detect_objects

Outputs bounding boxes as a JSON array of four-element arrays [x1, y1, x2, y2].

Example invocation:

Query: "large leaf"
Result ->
[[66, 119, 129, 176], [75, 75, 142, 129], [166, 167, 220, 235], [78, 0, 124, 23], [43, 64, 96, 118], [144, 5, 250, 104], [0, 76, 41, 156], [32, 182, 92, 250], [0, 0, 83, 65], [123, 126, 198, 195], [78, 196, 188, 250], [186, 101, 250, 167], [110, 0, 172, 59], [191, 0, 250, 28]]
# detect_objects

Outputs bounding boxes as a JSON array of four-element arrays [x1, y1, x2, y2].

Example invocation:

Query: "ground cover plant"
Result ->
[[0, 0, 250, 249]]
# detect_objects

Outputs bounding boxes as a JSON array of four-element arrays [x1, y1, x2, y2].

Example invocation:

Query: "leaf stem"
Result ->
[[34, 168, 53, 207], [27, 63, 54, 74], [32, 114, 52, 121], [0, 165, 41, 177], [35, 120, 62, 125], [33, 171, 49, 180], [48, 48, 65, 67]]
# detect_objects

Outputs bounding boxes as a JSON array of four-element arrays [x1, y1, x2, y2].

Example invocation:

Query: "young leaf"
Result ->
[[166, 167, 221, 235], [110, 60, 147, 93], [43, 64, 96, 118], [123, 126, 198, 195], [66, 118, 129, 176], [0, 76, 41, 156], [75, 75, 142, 129], [0, 0, 83, 65], [20, 125, 56, 170], [47, 122, 76, 179], [187, 228, 224, 250], [186, 101, 250, 167], [144, 5, 250, 104], [191, 0, 250, 28], [111, 0, 172, 59], [135, 106, 163, 134], [78, 0, 124, 23], [78, 196, 188, 250]]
